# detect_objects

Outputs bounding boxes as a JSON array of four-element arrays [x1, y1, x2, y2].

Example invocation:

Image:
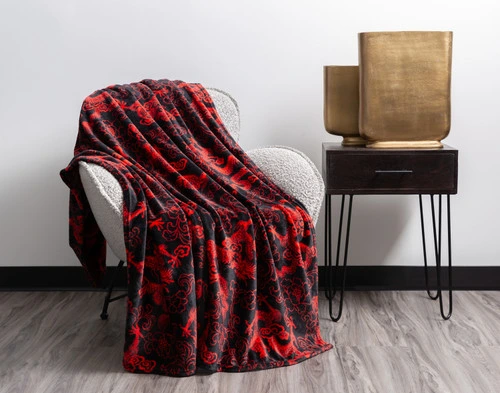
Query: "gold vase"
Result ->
[[323, 65, 365, 146], [358, 31, 453, 149]]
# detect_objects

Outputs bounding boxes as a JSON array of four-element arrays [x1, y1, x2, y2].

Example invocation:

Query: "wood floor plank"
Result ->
[[387, 291, 500, 352], [337, 345, 423, 393], [408, 341, 499, 393], [0, 291, 498, 393], [319, 291, 408, 348], [476, 346, 500, 392]]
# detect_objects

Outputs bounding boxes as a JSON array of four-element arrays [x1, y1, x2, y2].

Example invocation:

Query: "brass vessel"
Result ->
[[358, 31, 453, 148], [323, 66, 365, 146]]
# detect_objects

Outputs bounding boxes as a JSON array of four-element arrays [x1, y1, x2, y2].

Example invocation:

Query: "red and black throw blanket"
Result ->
[[60, 79, 332, 376]]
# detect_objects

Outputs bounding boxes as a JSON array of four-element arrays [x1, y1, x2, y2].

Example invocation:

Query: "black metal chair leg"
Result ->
[[419, 195, 438, 300], [328, 195, 353, 322], [100, 259, 125, 320]]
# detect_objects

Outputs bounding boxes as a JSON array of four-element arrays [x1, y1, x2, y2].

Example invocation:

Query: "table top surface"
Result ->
[[322, 142, 458, 153]]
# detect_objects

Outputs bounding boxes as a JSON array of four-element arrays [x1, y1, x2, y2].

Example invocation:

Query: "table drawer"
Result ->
[[325, 152, 457, 194]]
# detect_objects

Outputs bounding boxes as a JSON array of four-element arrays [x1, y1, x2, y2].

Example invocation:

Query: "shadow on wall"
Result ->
[[316, 195, 414, 267], [0, 156, 85, 267]]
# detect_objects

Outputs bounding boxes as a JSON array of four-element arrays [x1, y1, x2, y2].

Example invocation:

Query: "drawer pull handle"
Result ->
[[375, 170, 413, 174]]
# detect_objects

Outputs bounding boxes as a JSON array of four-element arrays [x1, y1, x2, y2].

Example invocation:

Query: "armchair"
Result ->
[[78, 88, 324, 318]]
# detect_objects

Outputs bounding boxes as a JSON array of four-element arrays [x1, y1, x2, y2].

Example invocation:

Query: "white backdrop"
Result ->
[[0, 0, 499, 267]]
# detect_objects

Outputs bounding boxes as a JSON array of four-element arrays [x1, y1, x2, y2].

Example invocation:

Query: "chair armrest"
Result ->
[[246, 145, 324, 225]]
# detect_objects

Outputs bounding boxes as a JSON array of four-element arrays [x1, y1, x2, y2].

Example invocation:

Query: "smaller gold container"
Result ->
[[323, 66, 365, 146]]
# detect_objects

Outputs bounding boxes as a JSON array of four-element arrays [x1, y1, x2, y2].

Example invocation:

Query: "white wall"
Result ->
[[0, 0, 499, 267]]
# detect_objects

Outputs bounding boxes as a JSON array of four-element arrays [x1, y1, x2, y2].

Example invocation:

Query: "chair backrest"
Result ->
[[206, 88, 240, 142], [78, 87, 242, 263]]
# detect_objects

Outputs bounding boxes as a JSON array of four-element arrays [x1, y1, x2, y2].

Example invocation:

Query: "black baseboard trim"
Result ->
[[0, 266, 498, 291], [318, 266, 499, 291], [0, 267, 127, 291]]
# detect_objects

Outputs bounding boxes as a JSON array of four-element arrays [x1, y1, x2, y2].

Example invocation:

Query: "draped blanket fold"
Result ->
[[60, 79, 331, 376]]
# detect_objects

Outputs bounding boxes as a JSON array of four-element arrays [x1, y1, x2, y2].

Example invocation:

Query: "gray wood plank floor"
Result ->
[[0, 291, 498, 393]]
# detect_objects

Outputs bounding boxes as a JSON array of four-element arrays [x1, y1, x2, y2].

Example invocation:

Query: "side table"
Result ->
[[322, 143, 458, 321]]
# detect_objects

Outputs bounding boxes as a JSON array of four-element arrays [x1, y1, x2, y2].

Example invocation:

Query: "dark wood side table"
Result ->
[[322, 143, 458, 321]]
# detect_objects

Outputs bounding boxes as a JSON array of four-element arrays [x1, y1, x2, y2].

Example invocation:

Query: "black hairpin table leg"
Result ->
[[419, 195, 439, 300], [421, 194, 453, 320], [325, 194, 333, 300], [326, 194, 353, 322]]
